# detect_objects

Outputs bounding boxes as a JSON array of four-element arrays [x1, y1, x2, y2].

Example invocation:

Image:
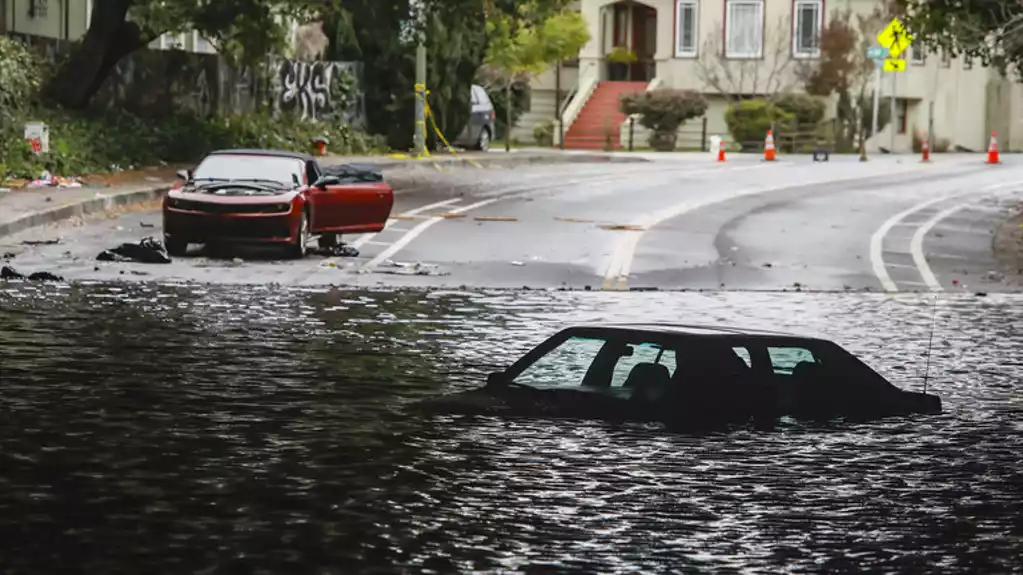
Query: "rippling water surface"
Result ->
[[1, 283, 1021, 574]]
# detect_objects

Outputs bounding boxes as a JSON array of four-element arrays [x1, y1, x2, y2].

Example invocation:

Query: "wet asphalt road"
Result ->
[[3, 154, 1022, 292]]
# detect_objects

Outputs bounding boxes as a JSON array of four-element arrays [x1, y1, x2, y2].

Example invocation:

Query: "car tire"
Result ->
[[164, 235, 188, 257], [477, 128, 491, 152], [287, 210, 310, 259], [318, 233, 339, 248]]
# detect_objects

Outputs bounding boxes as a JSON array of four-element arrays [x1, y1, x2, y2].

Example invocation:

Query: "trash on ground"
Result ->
[[96, 237, 172, 264], [309, 244, 360, 258], [600, 224, 645, 231], [24, 170, 82, 189], [22, 238, 61, 246], [510, 261, 525, 266], [375, 260, 450, 276], [140, 222, 154, 228], [474, 216, 518, 222], [1, 265, 63, 281]]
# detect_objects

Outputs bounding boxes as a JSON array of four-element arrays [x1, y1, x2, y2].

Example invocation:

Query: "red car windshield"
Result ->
[[192, 155, 304, 186]]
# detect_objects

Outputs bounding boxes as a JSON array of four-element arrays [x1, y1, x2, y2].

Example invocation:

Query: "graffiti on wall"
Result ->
[[272, 59, 364, 126]]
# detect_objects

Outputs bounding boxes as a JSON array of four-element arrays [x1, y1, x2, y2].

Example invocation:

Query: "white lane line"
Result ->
[[360, 197, 502, 272], [870, 195, 959, 292], [602, 164, 936, 290], [910, 202, 972, 291], [871, 179, 1023, 292], [350, 198, 462, 249], [360, 163, 771, 274]]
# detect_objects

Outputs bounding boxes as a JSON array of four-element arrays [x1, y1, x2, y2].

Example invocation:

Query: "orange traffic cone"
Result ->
[[986, 132, 1000, 164], [764, 130, 776, 161], [921, 132, 930, 162], [717, 142, 726, 162]]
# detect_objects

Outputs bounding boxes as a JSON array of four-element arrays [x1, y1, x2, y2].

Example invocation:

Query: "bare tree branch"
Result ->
[[694, 16, 800, 102]]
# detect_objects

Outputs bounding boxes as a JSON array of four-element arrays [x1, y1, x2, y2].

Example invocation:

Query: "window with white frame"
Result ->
[[725, 0, 764, 58], [963, 55, 973, 70], [941, 49, 950, 67], [675, 0, 698, 57], [793, 0, 822, 57], [160, 33, 187, 50]]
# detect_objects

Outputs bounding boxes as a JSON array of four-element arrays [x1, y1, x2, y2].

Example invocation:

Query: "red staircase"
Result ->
[[563, 81, 648, 150]]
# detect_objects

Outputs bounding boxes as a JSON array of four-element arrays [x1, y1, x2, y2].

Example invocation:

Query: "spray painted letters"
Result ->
[[273, 60, 362, 124]]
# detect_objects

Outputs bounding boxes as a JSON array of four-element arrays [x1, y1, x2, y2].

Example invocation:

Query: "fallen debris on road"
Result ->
[[371, 260, 450, 276], [96, 237, 172, 264], [309, 244, 360, 258]]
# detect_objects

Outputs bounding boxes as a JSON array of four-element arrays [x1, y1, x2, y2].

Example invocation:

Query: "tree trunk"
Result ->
[[505, 81, 511, 152], [44, 0, 149, 110]]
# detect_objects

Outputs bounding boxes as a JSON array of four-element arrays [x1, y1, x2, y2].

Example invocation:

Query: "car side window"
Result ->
[[305, 161, 321, 185], [512, 336, 605, 389], [610, 342, 676, 387], [767, 347, 817, 375]]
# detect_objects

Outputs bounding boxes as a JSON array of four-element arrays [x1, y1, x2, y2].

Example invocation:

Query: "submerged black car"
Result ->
[[417, 323, 943, 429]]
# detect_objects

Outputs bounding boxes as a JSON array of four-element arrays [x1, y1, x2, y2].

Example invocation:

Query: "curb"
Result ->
[[330, 152, 650, 171], [0, 184, 172, 239]]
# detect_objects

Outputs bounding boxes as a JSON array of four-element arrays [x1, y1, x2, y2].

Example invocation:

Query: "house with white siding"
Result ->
[[518, 0, 1023, 152]]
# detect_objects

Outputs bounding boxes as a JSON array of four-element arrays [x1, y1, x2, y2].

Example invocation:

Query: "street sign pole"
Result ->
[[871, 52, 883, 138], [890, 70, 896, 153]]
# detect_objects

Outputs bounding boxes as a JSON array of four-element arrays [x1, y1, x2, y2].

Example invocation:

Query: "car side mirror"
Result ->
[[176, 169, 191, 181], [314, 175, 341, 190], [486, 372, 509, 387]]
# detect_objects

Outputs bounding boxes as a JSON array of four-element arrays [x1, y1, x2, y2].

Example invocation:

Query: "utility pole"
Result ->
[[414, 41, 427, 156]]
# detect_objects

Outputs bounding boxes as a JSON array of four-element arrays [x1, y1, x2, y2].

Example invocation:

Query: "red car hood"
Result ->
[[168, 186, 301, 204]]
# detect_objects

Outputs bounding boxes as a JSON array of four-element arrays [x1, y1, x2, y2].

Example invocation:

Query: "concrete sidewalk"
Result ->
[[0, 181, 174, 239]]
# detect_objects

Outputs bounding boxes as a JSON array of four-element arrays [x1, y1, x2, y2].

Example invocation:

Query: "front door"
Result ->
[[319, 183, 394, 234]]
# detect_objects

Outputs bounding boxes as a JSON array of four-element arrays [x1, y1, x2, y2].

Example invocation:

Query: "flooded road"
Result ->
[[1, 283, 1021, 573]]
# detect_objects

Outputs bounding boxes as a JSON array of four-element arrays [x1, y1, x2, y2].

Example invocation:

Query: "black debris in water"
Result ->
[[96, 237, 172, 264], [1, 265, 63, 281], [309, 244, 360, 258]]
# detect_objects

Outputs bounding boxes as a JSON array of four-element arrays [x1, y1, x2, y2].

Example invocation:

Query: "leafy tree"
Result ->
[[796, 8, 892, 152], [324, 0, 488, 151], [44, 0, 332, 110], [483, 0, 589, 150], [893, 0, 1023, 76]]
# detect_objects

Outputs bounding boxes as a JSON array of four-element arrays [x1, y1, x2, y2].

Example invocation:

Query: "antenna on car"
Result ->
[[922, 295, 938, 395]]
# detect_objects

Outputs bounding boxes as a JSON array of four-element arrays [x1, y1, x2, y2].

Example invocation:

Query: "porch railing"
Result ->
[[605, 58, 656, 82]]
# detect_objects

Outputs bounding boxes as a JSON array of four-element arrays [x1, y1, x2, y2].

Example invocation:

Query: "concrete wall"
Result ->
[[13, 34, 367, 126]]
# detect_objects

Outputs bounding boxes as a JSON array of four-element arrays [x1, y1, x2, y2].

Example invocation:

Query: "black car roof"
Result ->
[[208, 148, 314, 162], [564, 322, 827, 341]]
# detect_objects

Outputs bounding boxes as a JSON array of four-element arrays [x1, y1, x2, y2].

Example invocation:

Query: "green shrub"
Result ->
[[774, 93, 826, 127], [724, 99, 794, 151], [533, 119, 554, 147], [1, 106, 387, 180], [619, 88, 707, 151], [0, 37, 42, 147]]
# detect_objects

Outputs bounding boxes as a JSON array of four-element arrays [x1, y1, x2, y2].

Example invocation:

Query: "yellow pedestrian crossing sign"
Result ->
[[883, 58, 906, 72], [877, 17, 913, 59]]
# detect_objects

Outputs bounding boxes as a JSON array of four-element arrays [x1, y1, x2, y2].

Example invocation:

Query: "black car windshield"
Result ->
[[192, 155, 304, 186]]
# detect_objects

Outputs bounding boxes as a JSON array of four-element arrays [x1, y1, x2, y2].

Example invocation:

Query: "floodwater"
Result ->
[[1, 283, 1021, 574]]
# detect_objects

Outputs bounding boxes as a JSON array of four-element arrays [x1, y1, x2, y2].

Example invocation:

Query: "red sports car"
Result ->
[[162, 149, 394, 258]]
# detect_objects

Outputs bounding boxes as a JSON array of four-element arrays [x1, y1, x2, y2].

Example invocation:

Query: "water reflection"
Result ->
[[0, 283, 1020, 573]]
